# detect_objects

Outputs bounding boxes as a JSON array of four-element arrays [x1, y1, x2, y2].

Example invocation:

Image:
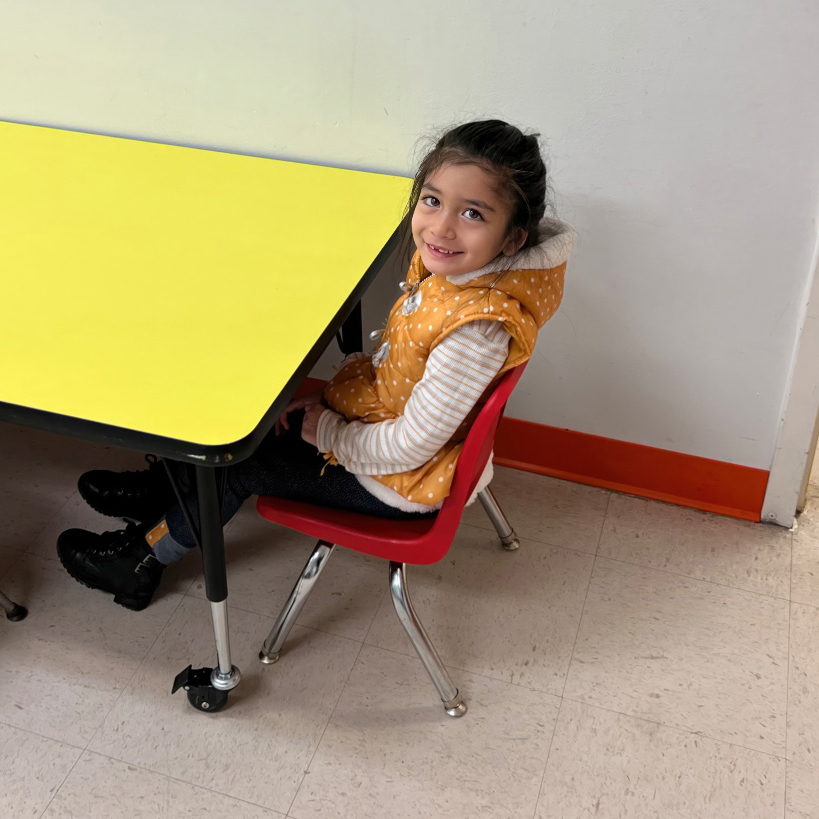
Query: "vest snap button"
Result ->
[[372, 340, 390, 367], [402, 290, 423, 315]]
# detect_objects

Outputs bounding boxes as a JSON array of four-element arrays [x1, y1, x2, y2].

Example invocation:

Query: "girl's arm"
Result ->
[[315, 320, 510, 474]]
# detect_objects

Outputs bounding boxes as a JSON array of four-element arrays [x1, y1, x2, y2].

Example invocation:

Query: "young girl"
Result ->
[[57, 120, 575, 610]]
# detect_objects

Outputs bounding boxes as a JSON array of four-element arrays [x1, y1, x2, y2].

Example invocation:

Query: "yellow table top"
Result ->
[[0, 122, 411, 460]]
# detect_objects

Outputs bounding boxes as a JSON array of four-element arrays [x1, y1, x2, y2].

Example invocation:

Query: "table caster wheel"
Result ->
[[187, 687, 228, 713], [172, 664, 232, 714]]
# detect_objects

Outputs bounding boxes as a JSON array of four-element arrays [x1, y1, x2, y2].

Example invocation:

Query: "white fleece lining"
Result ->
[[355, 458, 495, 513], [446, 217, 576, 286]]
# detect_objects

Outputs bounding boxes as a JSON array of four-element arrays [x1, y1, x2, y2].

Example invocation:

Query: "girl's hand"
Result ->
[[300, 402, 325, 447], [275, 387, 325, 435]]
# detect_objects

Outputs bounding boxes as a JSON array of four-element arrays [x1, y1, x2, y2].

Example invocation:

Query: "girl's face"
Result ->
[[411, 162, 526, 277]]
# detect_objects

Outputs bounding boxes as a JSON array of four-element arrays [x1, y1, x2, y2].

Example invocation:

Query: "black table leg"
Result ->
[[170, 464, 241, 712]]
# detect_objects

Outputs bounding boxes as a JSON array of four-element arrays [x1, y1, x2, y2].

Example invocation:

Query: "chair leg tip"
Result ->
[[259, 649, 280, 665], [5, 603, 28, 621], [501, 535, 520, 551], [444, 697, 468, 718]]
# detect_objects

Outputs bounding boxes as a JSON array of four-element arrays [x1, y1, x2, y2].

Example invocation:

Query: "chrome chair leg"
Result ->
[[259, 540, 335, 664], [477, 487, 520, 550], [388, 561, 467, 718]]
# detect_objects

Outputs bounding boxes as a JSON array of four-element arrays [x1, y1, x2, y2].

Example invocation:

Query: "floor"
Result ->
[[1, 423, 818, 819]]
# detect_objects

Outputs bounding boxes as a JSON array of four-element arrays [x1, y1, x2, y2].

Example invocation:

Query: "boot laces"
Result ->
[[99, 520, 143, 557], [110, 454, 164, 489]]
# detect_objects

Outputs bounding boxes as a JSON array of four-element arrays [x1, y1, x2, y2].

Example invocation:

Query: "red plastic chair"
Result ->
[[256, 363, 526, 717]]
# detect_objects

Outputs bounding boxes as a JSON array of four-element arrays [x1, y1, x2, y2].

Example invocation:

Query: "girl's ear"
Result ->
[[501, 228, 528, 257]]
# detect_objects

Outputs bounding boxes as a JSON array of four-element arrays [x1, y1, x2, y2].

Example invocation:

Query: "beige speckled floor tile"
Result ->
[[88, 595, 361, 815], [5, 425, 819, 818], [461, 466, 609, 554], [0, 543, 22, 579], [0, 723, 82, 818], [365, 523, 594, 695], [0, 423, 114, 497], [788, 603, 819, 767], [787, 762, 819, 819], [0, 487, 68, 552], [0, 552, 184, 747], [536, 699, 786, 819], [0, 424, 126, 550], [187, 506, 388, 642], [290, 644, 560, 819], [599, 494, 792, 597], [28, 491, 128, 559], [793, 510, 819, 607], [564, 558, 789, 755], [42, 752, 284, 818]]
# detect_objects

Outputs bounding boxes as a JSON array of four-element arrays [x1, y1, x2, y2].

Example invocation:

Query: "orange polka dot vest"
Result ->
[[323, 235, 569, 506]]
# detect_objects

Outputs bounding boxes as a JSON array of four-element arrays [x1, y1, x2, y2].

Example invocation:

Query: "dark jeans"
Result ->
[[165, 411, 434, 550]]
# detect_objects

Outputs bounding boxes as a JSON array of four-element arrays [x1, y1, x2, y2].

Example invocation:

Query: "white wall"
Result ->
[[3, 0, 819, 471]]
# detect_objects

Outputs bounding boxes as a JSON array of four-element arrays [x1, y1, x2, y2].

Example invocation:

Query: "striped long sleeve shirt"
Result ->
[[315, 319, 511, 484]]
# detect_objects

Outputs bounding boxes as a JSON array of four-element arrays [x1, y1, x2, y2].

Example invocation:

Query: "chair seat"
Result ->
[[256, 495, 447, 564], [257, 364, 526, 566]]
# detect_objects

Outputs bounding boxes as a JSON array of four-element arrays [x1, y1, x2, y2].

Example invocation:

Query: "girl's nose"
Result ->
[[433, 210, 456, 239]]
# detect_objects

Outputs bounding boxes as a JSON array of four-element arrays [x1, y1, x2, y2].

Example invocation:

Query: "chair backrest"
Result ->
[[431, 362, 527, 535]]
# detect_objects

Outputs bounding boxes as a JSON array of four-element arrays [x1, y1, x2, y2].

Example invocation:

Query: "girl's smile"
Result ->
[[411, 162, 526, 277], [425, 242, 463, 259]]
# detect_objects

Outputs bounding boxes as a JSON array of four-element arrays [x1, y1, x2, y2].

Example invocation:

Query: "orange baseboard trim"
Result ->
[[298, 378, 768, 522], [494, 417, 769, 522]]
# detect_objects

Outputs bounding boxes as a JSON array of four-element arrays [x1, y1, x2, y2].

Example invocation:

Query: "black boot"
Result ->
[[57, 522, 165, 611], [78, 454, 180, 522]]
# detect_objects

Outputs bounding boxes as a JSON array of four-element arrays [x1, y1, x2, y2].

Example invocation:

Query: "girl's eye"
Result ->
[[463, 208, 483, 221], [421, 195, 439, 207]]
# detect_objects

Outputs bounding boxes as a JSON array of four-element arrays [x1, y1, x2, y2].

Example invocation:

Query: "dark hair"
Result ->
[[406, 120, 549, 250]]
